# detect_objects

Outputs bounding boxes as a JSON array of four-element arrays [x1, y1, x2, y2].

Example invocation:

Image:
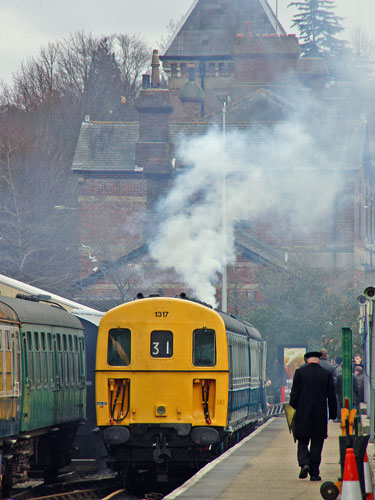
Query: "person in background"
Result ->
[[334, 357, 342, 420], [335, 358, 360, 410], [319, 349, 336, 377], [290, 351, 337, 482], [265, 379, 272, 408], [335, 357, 342, 377], [354, 365, 365, 405], [353, 354, 364, 371]]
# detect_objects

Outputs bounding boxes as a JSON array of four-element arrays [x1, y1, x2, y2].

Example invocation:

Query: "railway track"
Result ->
[[6, 477, 124, 500], [7, 477, 165, 500]]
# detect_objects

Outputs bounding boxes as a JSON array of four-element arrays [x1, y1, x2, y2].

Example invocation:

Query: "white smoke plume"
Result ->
[[149, 121, 345, 307]]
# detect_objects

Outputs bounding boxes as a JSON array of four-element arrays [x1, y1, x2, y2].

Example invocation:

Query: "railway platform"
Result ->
[[164, 417, 347, 500]]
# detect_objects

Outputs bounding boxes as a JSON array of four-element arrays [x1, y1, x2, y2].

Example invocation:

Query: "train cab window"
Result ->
[[150, 331, 173, 358], [193, 329, 216, 366], [108, 329, 131, 366]]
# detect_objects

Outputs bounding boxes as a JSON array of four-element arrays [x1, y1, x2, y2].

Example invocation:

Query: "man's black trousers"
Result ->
[[297, 437, 324, 476]]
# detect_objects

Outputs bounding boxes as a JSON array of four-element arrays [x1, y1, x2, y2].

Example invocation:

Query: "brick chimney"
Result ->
[[151, 50, 160, 88], [135, 50, 174, 216], [135, 51, 173, 174]]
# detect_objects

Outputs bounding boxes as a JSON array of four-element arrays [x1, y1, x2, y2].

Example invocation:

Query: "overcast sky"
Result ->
[[1, 0, 374, 85]]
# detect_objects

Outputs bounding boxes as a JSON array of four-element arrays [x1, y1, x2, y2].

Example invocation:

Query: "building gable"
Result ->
[[163, 0, 285, 59]]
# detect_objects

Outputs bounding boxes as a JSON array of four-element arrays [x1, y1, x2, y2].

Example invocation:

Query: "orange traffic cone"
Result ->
[[364, 451, 374, 500], [341, 448, 362, 500]]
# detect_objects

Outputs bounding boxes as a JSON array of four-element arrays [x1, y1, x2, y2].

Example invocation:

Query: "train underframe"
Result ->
[[103, 419, 258, 487], [0, 422, 80, 495]]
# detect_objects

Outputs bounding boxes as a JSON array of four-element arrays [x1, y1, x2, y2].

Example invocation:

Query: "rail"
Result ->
[[8, 477, 120, 500]]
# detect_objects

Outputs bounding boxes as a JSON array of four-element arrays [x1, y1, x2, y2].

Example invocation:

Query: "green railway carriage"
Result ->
[[0, 295, 86, 491]]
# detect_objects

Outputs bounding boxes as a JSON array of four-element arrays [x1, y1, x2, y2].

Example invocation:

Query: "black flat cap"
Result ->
[[304, 351, 322, 360]]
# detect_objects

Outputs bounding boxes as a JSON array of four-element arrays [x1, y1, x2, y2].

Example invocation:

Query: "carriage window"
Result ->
[[34, 332, 40, 351], [34, 332, 41, 387], [27, 331, 33, 350], [5, 331, 11, 351], [108, 329, 131, 366], [150, 331, 173, 358], [41, 332, 46, 351], [48, 332, 52, 351], [193, 329, 216, 366]]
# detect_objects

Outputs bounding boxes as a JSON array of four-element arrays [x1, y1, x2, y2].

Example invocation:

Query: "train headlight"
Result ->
[[155, 405, 167, 416], [190, 427, 220, 445], [364, 287, 375, 299], [102, 426, 130, 446], [358, 295, 368, 305]]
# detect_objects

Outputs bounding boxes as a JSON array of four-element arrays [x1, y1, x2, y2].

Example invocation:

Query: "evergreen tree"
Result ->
[[84, 38, 123, 121], [288, 0, 346, 58]]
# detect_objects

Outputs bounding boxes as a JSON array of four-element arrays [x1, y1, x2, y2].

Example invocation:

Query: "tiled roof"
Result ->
[[235, 230, 288, 269], [169, 119, 368, 170], [74, 233, 286, 290], [72, 121, 139, 172], [72, 117, 367, 173], [162, 0, 286, 59], [203, 88, 296, 123]]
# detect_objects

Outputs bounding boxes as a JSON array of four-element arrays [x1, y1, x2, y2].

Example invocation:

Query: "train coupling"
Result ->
[[152, 435, 171, 464]]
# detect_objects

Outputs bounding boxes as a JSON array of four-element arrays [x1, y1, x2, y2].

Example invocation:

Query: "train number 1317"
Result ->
[[155, 311, 169, 317]]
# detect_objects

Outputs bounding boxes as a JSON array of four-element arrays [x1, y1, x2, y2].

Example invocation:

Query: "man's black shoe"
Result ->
[[310, 475, 321, 481], [299, 465, 310, 479]]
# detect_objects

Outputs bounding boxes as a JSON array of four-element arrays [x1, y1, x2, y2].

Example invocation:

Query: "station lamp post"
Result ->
[[220, 96, 230, 313]]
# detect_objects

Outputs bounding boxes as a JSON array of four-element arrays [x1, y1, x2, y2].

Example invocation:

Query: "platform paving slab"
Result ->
[[165, 417, 342, 500]]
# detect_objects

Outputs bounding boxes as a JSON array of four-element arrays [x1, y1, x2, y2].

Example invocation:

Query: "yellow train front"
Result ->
[[95, 294, 266, 485]]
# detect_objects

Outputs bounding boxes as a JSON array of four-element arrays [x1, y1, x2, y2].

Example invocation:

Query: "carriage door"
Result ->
[[52, 332, 63, 421], [7, 326, 21, 419]]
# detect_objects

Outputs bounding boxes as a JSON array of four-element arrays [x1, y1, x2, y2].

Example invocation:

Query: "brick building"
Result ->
[[71, 0, 374, 309]]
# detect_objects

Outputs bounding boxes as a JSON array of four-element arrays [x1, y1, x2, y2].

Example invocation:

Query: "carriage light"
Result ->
[[155, 405, 167, 416]]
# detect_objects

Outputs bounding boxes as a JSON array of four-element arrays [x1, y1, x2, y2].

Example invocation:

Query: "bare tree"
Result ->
[[0, 104, 77, 292], [158, 17, 184, 52], [115, 34, 150, 118], [0, 30, 152, 294], [57, 31, 99, 94], [351, 26, 375, 60]]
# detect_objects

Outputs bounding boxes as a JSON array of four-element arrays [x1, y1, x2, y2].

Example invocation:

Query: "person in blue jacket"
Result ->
[[289, 351, 337, 481]]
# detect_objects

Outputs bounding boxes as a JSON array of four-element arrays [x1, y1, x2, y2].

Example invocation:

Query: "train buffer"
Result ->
[[164, 418, 348, 500]]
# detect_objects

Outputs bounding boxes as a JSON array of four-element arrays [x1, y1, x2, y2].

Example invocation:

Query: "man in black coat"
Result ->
[[289, 351, 337, 481]]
